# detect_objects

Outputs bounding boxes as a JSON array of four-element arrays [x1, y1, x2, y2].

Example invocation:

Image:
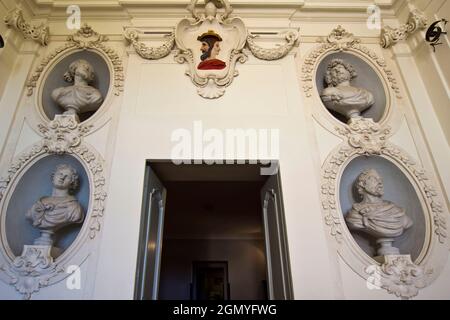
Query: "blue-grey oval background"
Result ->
[[339, 156, 426, 261], [316, 52, 387, 123], [42, 50, 110, 122], [5, 154, 90, 258]]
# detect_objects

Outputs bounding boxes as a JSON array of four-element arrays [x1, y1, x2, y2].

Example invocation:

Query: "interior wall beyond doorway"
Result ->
[[159, 239, 266, 300], [158, 179, 268, 300]]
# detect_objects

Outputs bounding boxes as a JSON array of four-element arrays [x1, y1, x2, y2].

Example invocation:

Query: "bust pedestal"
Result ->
[[376, 238, 400, 256]]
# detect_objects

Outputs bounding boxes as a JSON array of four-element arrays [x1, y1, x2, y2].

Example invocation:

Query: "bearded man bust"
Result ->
[[345, 169, 413, 256]]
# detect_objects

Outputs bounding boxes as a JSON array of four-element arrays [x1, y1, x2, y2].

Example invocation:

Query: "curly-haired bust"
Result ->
[[320, 58, 375, 121], [26, 164, 84, 247], [51, 59, 103, 120]]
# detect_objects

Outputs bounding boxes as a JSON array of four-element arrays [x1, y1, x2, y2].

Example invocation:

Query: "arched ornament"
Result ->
[[124, 0, 299, 99], [320, 117, 448, 299], [0, 115, 107, 299]]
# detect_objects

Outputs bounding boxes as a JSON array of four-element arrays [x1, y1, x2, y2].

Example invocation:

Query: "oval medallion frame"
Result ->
[[320, 140, 448, 292], [315, 51, 390, 124], [335, 153, 431, 267], [302, 25, 402, 134], [310, 27, 449, 299], [339, 155, 429, 263], [37, 48, 113, 125], [26, 24, 124, 130], [0, 118, 106, 298], [3, 153, 91, 259]]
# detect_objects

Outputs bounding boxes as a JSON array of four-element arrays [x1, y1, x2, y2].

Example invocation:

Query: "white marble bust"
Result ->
[[26, 164, 84, 247], [51, 59, 103, 119], [345, 169, 413, 256], [321, 58, 375, 121]]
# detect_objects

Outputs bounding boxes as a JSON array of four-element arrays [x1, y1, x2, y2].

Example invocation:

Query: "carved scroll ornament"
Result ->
[[381, 9, 427, 49], [124, 0, 299, 99], [366, 255, 432, 299], [4, 8, 49, 46]]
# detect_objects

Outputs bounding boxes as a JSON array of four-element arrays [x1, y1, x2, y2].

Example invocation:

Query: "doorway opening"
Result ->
[[134, 162, 293, 300]]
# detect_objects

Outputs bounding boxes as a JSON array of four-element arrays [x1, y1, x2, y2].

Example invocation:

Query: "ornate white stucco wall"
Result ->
[[0, 0, 448, 300]]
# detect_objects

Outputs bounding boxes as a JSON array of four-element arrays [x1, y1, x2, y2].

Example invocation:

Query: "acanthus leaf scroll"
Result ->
[[365, 255, 432, 299], [38, 115, 92, 155]]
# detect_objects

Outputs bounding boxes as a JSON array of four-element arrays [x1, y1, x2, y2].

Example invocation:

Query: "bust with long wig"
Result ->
[[51, 59, 103, 120], [321, 58, 375, 121]]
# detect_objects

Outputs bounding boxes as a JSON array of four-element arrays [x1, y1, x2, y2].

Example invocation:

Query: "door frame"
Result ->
[[134, 161, 294, 300], [261, 170, 294, 300], [134, 163, 166, 300]]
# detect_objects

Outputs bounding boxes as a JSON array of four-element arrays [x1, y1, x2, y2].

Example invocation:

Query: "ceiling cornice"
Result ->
[[25, 0, 400, 18]]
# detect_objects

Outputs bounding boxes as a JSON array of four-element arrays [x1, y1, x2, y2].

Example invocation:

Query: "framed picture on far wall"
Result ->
[[191, 261, 230, 300]]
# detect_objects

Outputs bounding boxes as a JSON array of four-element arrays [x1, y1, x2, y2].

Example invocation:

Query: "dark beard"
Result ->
[[201, 51, 210, 61]]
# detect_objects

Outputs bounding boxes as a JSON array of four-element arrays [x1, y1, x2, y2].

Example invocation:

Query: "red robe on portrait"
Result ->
[[197, 59, 226, 70]]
